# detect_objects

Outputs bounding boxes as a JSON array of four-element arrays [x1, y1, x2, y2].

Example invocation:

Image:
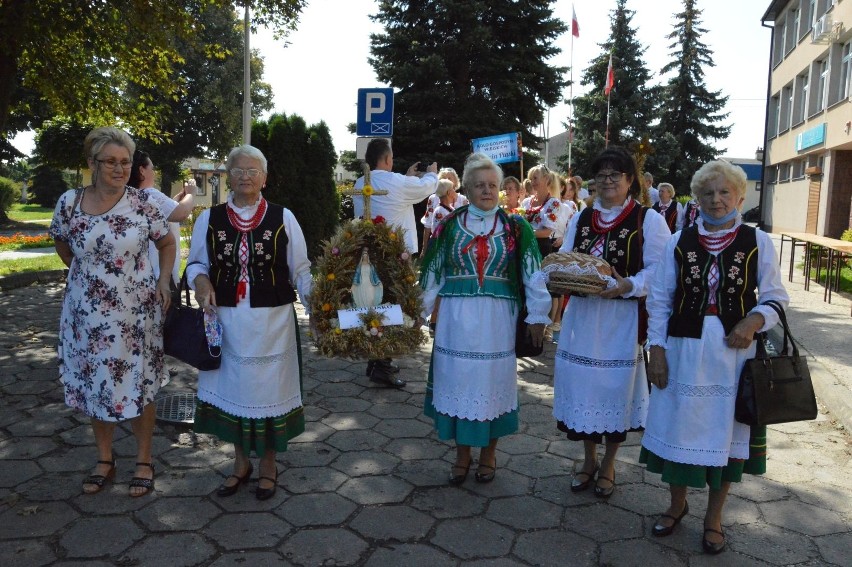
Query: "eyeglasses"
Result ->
[[594, 171, 625, 184], [229, 168, 262, 178], [96, 158, 133, 170]]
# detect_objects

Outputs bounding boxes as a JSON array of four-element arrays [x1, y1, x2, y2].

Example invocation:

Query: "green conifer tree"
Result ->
[[368, 0, 568, 175], [649, 0, 731, 191], [557, 0, 657, 177]]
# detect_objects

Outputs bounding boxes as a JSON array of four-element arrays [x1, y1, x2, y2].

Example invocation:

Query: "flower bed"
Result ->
[[0, 233, 54, 251]]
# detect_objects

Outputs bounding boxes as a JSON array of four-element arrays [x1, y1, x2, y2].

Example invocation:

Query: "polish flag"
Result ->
[[604, 53, 614, 96], [571, 5, 580, 38]]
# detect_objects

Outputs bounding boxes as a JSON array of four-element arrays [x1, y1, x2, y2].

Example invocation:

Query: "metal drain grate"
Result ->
[[155, 392, 197, 423]]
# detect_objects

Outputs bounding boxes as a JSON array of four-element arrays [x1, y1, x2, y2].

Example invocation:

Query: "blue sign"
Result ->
[[357, 88, 394, 136], [796, 123, 826, 151], [471, 132, 521, 164]]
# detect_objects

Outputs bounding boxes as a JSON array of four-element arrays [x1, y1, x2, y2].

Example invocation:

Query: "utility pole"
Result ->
[[242, 2, 251, 145]]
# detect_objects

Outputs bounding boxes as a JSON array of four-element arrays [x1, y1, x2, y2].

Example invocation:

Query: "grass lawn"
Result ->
[[0, 254, 187, 278], [0, 254, 65, 276], [809, 263, 852, 294], [8, 203, 53, 223]]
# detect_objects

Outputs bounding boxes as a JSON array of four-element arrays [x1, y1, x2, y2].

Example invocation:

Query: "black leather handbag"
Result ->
[[735, 300, 817, 426], [163, 271, 221, 371]]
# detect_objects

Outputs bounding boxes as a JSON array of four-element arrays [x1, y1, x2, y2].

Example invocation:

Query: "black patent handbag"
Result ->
[[163, 270, 222, 371], [735, 300, 817, 426]]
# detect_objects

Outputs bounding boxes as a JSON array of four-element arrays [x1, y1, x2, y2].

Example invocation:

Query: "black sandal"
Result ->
[[82, 458, 116, 494], [129, 462, 155, 497]]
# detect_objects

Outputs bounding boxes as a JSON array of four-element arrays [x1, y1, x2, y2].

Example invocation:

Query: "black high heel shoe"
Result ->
[[570, 463, 599, 493], [702, 528, 726, 554], [652, 501, 689, 537], [448, 461, 471, 486], [217, 462, 254, 497], [255, 467, 279, 501]]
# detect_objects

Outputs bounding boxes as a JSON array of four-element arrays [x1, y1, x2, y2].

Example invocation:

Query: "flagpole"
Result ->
[[568, 17, 574, 172], [605, 91, 611, 148]]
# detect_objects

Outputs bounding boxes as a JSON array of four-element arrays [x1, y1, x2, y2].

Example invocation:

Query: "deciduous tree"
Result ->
[[0, 1, 304, 143]]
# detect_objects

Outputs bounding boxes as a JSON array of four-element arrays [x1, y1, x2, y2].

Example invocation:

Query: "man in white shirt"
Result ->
[[645, 171, 659, 205], [353, 138, 438, 387]]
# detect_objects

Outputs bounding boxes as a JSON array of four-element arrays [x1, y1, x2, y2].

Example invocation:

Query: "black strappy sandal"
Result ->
[[82, 458, 116, 494], [129, 462, 155, 497]]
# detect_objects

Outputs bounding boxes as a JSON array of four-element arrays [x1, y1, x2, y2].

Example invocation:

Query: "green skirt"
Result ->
[[639, 426, 767, 490], [194, 401, 305, 458], [424, 354, 518, 447]]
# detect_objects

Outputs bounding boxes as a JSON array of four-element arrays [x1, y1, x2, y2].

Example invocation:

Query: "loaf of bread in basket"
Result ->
[[540, 252, 613, 295]]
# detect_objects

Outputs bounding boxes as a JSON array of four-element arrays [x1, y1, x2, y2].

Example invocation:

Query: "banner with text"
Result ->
[[471, 132, 521, 164]]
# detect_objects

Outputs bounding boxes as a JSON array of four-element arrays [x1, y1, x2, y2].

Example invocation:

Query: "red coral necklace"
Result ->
[[592, 198, 636, 233], [699, 226, 740, 252], [227, 198, 268, 232]]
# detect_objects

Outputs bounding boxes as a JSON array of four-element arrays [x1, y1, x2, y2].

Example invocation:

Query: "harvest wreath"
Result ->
[[310, 213, 427, 359]]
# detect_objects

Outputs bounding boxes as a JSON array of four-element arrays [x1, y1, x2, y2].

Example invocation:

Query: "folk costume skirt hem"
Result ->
[[639, 426, 767, 490], [193, 400, 304, 458]]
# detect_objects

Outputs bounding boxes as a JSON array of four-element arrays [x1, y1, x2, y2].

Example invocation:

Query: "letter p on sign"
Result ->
[[365, 93, 385, 121], [357, 88, 394, 137]]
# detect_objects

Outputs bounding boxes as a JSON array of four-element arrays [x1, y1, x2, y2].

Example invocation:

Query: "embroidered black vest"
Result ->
[[683, 200, 700, 229], [573, 202, 647, 279], [206, 203, 297, 308], [667, 225, 759, 338], [653, 201, 678, 234]]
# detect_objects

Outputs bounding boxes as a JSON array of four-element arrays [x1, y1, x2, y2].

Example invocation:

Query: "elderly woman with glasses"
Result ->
[[49, 127, 176, 497], [550, 146, 670, 499], [186, 145, 313, 501]]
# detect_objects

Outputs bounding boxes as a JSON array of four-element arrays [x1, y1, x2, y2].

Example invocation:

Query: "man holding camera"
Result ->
[[353, 138, 438, 388]]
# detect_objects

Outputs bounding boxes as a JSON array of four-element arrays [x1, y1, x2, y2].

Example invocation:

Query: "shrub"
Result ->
[[30, 165, 68, 208], [841, 229, 852, 243], [0, 176, 21, 222]]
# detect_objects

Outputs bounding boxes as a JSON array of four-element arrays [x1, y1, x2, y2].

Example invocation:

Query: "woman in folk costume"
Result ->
[[641, 160, 788, 554], [419, 153, 550, 485], [652, 182, 684, 234], [551, 146, 670, 498], [187, 145, 313, 501]]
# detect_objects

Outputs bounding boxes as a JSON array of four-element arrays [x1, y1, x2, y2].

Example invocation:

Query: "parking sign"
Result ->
[[357, 88, 394, 137]]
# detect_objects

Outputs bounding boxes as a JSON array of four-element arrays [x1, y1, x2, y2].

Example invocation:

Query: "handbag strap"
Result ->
[[179, 261, 206, 307], [761, 300, 799, 359]]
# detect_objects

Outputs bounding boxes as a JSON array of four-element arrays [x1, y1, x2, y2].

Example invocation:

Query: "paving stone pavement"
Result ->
[[0, 269, 850, 565]]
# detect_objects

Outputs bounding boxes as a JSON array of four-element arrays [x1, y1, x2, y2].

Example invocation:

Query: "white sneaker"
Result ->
[[551, 322, 562, 332]]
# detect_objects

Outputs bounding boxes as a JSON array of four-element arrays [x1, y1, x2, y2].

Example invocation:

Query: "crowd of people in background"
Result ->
[[51, 128, 787, 556]]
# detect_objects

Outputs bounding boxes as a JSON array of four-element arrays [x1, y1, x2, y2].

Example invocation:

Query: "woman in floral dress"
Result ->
[[50, 127, 175, 497]]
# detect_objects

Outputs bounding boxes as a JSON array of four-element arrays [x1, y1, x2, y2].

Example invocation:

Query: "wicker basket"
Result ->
[[546, 272, 608, 295], [541, 252, 611, 295]]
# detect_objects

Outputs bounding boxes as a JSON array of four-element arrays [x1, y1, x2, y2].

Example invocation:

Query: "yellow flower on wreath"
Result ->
[[370, 319, 381, 328], [326, 273, 336, 281], [362, 185, 374, 196]]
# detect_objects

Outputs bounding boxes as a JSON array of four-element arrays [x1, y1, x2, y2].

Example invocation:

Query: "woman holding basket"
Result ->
[[550, 147, 669, 498]]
